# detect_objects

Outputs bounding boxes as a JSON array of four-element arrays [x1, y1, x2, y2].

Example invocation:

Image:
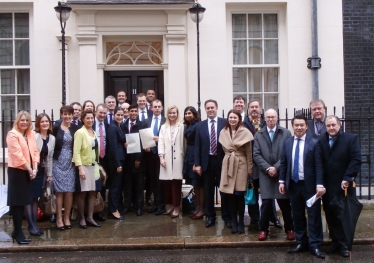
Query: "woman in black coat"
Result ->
[[106, 107, 126, 220]]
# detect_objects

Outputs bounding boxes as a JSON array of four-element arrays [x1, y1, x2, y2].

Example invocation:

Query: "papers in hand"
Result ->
[[126, 133, 141, 154], [306, 194, 322, 207], [139, 128, 156, 148]]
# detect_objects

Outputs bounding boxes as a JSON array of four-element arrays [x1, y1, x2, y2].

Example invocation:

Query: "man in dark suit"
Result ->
[[92, 103, 109, 221], [120, 105, 147, 216], [306, 99, 327, 139], [146, 89, 156, 110], [105, 95, 116, 126], [243, 99, 281, 231], [144, 100, 166, 215], [279, 114, 326, 259], [319, 115, 362, 257], [194, 99, 231, 228], [116, 90, 127, 107]]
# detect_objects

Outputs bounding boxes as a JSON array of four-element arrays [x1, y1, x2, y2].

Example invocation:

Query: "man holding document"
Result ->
[[143, 100, 166, 215], [120, 105, 147, 216], [279, 115, 326, 259]]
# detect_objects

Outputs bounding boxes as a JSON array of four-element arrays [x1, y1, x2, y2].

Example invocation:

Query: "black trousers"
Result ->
[[289, 180, 323, 249], [147, 153, 164, 209], [99, 156, 108, 201], [248, 178, 260, 223], [203, 155, 230, 221], [108, 160, 124, 213], [123, 162, 145, 210], [260, 198, 294, 232]]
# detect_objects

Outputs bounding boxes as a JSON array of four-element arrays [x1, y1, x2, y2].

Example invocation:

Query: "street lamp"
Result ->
[[54, 1, 72, 106], [189, 1, 206, 115]]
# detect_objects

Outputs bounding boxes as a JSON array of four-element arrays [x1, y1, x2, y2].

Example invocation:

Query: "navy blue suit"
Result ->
[[319, 130, 361, 249], [144, 115, 166, 210], [194, 117, 230, 222], [279, 135, 324, 249], [106, 122, 126, 213]]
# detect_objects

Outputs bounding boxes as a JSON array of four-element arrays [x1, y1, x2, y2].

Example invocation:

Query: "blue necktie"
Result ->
[[292, 138, 300, 183], [141, 111, 145, 121], [153, 117, 159, 136], [329, 137, 335, 148], [109, 113, 113, 123], [269, 130, 274, 142]]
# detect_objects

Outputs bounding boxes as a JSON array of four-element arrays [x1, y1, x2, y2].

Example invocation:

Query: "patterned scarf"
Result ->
[[250, 117, 261, 132]]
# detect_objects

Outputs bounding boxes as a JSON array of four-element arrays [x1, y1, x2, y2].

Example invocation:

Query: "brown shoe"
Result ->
[[258, 231, 268, 241], [286, 230, 295, 241]]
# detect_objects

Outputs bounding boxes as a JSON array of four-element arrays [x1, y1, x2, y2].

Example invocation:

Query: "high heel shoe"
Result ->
[[79, 224, 87, 229], [163, 209, 174, 215], [191, 213, 205, 220], [28, 227, 41, 236], [170, 212, 179, 218], [11, 233, 30, 245], [87, 221, 101, 227]]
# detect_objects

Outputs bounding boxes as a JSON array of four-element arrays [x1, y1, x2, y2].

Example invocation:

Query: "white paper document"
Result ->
[[126, 133, 141, 154], [306, 194, 322, 207], [139, 128, 156, 148]]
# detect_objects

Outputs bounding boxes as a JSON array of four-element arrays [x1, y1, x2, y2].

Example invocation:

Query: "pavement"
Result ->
[[0, 201, 373, 253]]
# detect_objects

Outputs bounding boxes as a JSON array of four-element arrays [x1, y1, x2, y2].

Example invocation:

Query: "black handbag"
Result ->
[[182, 188, 196, 214]]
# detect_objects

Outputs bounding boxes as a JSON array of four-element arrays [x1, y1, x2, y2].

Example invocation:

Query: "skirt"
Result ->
[[76, 165, 102, 192], [32, 166, 45, 198], [7, 167, 33, 206]]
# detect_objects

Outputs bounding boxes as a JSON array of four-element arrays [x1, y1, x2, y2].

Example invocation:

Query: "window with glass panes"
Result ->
[[232, 13, 279, 110], [0, 13, 30, 135]]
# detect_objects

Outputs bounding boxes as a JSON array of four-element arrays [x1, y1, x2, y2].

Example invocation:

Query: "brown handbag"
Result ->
[[93, 192, 104, 213], [98, 164, 107, 187], [38, 182, 56, 216]]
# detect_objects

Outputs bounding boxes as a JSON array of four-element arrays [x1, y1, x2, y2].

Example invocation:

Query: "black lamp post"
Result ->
[[54, 1, 72, 106], [189, 1, 206, 115]]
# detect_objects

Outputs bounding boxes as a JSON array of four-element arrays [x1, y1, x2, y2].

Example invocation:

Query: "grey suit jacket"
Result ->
[[253, 125, 291, 199], [306, 119, 326, 139]]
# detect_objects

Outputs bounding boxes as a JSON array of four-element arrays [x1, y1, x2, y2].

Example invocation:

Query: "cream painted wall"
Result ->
[[0, 0, 344, 121]]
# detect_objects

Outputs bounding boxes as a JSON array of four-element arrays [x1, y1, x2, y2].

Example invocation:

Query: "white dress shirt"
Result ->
[[207, 116, 218, 155], [292, 134, 305, 181], [138, 108, 148, 120], [95, 118, 106, 148]]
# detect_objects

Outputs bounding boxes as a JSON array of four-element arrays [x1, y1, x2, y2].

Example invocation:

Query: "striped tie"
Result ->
[[210, 120, 217, 154]]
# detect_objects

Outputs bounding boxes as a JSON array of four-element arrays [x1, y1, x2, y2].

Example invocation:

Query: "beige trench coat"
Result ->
[[158, 123, 185, 180], [219, 126, 253, 194]]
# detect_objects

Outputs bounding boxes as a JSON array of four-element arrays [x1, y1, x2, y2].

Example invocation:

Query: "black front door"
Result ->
[[104, 70, 164, 105]]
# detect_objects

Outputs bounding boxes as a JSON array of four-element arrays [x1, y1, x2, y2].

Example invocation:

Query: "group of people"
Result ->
[[6, 90, 362, 260]]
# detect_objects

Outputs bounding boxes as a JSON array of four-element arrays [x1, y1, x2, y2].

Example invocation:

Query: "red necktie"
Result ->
[[149, 104, 152, 110], [99, 122, 105, 158], [130, 122, 134, 133], [210, 120, 217, 154]]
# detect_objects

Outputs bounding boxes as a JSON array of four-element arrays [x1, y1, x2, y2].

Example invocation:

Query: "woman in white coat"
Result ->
[[158, 105, 185, 218]]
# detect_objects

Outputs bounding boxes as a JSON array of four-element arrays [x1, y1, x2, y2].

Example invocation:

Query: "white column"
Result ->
[[164, 11, 187, 111]]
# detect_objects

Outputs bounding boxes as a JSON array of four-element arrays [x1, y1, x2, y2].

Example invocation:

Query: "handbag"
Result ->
[[245, 178, 256, 205], [98, 164, 107, 187], [93, 192, 104, 213], [38, 182, 56, 216], [182, 188, 196, 214]]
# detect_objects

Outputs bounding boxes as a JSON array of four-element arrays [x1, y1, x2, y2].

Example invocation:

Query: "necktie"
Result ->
[[109, 113, 113, 123], [292, 138, 300, 183], [99, 122, 105, 158], [329, 137, 335, 148], [141, 111, 145, 121], [210, 120, 217, 155], [153, 117, 159, 136], [316, 121, 322, 136], [130, 122, 134, 133], [269, 130, 274, 142], [149, 104, 153, 110]]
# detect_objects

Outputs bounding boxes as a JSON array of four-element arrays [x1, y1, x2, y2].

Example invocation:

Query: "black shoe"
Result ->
[[79, 224, 87, 229], [49, 215, 56, 223], [341, 250, 349, 257], [253, 221, 260, 231], [205, 218, 216, 228], [64, 225, 72, 230], [225, 220, 232, 228], [288, 244, 309, 253], [93, 213, 106, 222], [28, 227, 41, 236], [11, 233, 30, 245], [146, 199, 153, 206], [136, 209, 143, 216], [147, 206, 157, 213], [108, 213, 124, 220], [121, 208, 130, 215], [155, 208, 166, 215], [56, 226, 65, 231], [326, 244, 340, 253], [310, 248, 325, 259], [87, 221, 102, 227], [274, 220, 283, 229]]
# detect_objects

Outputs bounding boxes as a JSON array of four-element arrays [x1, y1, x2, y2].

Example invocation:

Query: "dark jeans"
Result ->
[[108, 160, 124, 213]]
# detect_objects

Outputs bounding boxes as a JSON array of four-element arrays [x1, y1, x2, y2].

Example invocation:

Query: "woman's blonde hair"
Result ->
[[13, 110, 33, 133], [165, 105, 181, 126]]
